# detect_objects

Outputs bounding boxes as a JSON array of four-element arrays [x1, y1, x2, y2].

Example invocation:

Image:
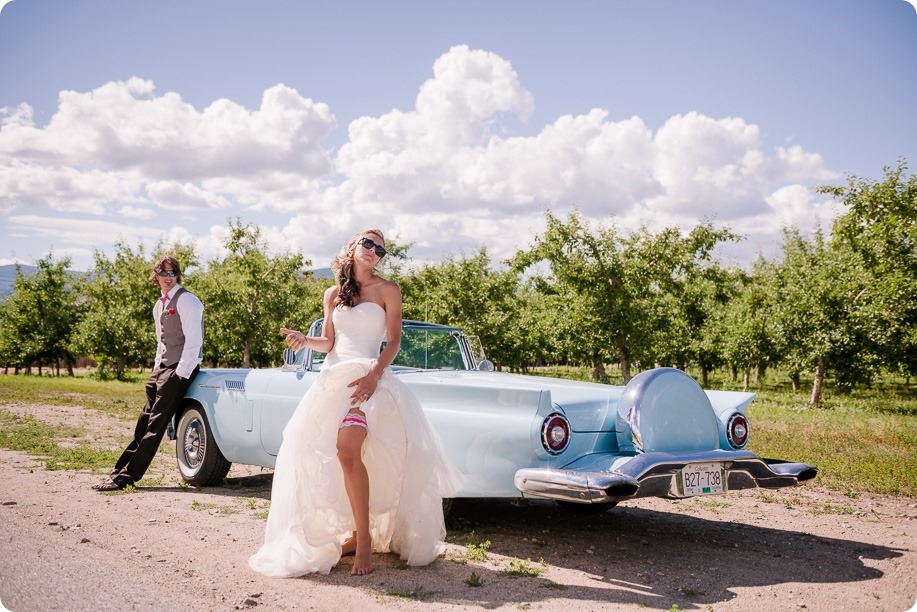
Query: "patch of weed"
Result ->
[[500, 558, 543, 578], [386, 586, 435, 601]]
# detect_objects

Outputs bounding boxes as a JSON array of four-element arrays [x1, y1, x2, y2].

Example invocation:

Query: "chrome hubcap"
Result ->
[[183, 419, 204, 468]]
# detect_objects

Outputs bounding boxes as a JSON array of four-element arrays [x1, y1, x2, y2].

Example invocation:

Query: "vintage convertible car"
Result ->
[[169, 319, 816, 508]]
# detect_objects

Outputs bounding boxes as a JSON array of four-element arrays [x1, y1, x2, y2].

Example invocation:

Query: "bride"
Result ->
[[249, 228, 464, 577]]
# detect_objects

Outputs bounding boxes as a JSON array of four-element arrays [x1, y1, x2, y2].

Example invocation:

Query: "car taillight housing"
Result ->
[[541, 412, 571, 455], [727, 413, 749, 448]]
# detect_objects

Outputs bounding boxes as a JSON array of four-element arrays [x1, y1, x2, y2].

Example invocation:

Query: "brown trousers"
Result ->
[[109, 364, 199, 487]]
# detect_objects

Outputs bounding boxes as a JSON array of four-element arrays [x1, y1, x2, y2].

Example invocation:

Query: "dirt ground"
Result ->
[[0, 402, 915, 612]]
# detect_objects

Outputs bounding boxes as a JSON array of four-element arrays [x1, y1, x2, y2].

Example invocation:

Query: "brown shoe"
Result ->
[[91, 478, 122, 491]]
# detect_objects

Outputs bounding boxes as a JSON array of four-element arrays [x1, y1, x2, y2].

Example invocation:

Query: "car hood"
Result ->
[[396, 369, 623, 432]]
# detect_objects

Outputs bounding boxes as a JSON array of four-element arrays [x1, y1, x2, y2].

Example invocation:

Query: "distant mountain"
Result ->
[[0, 264, 38, 300], [306, 267, 333, 279]]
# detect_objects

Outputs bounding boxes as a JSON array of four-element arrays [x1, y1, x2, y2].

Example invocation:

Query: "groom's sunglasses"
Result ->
[[360, 237, 387, 258]]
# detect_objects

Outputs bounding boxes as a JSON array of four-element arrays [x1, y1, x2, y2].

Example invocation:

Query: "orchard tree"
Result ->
[[0, 254, 83, 374], [625, 222, 739, 382], [819, 159, 917, 379], [400, 248, 527, 370], [770, 228, 874, 404], [719, 260, 780, 391], [512, 210, 637, 382], [194, 219, 321, 368]]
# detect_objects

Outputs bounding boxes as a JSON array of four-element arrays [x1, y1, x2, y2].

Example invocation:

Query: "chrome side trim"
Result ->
[[514, 450, 817, 505]]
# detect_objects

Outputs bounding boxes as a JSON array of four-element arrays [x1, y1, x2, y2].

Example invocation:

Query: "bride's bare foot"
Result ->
[[351, 536, 373, 576], [341, 534, 356, 557]]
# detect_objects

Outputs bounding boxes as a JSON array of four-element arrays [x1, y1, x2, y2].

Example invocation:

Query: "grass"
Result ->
[[0, 409, 121, 470], [1, 369, 915, 496], [500, 557, 544, 578], [0, 372, 145, 417], [533, 366, 917, 497], [744, 377, 916, 496], [386, 586, 435, 601]]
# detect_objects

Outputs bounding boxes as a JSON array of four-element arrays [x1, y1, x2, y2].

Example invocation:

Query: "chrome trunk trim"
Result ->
[[514, 449, 817, 505]]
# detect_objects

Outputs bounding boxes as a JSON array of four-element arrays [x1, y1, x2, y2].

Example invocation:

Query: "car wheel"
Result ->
[[176, 405, 231, 486], [555, 501, 618, 514]]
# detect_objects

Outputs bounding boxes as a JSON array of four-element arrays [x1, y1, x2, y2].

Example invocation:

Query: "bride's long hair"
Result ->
[[331, 228, 385, 308]]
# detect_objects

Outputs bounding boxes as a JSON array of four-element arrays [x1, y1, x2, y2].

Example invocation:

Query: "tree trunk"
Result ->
[[730, 365, 737, 382], [591, 359, 608, 384], [698, 357, 709, 388], [619, 355, 631, 384], [242, 341, 252, 369], [616, 332, 631, 384], [809, 358, 825, 406], [742, 368, 750, 392], [790, 372, 800, 393]]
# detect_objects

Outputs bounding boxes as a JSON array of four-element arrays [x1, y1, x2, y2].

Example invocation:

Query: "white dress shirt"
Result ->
[[153, 284, 204, 379]]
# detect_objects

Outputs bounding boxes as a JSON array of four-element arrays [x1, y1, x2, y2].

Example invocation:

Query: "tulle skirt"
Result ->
[[248, 359, 465, 577]]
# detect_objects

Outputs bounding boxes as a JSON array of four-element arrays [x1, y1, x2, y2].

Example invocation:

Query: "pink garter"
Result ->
[[340, 412, 367, 429]]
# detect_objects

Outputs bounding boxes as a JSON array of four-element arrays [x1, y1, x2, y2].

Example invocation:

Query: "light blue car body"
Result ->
[[171, 320, 816, 505]]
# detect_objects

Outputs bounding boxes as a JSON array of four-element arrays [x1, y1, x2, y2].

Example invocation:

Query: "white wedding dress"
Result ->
[[248, 302, 465, 577]]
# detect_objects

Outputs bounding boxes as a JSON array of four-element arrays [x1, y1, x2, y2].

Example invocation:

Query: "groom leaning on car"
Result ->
[[91, 255, 205, 491]]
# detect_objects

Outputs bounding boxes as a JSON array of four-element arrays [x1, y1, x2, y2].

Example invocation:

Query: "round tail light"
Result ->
[[541, 412, 571, 455], [727, 413, 749, 448]]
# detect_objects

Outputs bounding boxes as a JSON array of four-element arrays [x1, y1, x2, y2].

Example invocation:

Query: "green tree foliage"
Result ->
[[193, 219, 323, 368], [71, 242, 163, 379], [511, 211, 633, 382], [0, 254, 82, 375], [770, 228, 875, 404], [513, 211, 738, 382], [400, 248, 530, 371], [719, 259, 780, 391], [819, 160, 917, 379], [625, 222, 739, 382]]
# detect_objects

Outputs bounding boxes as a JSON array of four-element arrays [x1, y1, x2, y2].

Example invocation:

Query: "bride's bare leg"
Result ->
[[338, 418, 372, 576]]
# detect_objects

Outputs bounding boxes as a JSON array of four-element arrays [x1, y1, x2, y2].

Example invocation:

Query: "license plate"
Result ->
[[678, 462, 725, 496]]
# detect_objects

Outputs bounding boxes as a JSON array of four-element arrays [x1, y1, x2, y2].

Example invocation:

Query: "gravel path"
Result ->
[[1, 402, 915, 612]]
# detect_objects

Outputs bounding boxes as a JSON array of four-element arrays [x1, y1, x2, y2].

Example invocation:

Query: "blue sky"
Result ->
[[1, 0, 915, 271]]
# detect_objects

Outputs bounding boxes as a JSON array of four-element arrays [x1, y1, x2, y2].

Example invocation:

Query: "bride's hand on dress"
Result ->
[[348, 372, 380, 405], [280, 327, 307, 350]]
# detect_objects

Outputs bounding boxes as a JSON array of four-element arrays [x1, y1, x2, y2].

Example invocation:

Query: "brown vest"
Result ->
[[159, 288, 202, 366]]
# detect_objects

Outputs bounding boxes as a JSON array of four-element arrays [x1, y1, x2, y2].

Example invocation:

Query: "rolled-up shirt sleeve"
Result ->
[[175, 293, 205, 379]]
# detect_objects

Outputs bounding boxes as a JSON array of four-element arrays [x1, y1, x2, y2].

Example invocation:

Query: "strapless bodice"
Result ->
[[324, 302, 385, 365]]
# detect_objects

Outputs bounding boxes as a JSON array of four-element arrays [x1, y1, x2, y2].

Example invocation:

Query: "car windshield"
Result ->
[[306, 322, 469, 371]]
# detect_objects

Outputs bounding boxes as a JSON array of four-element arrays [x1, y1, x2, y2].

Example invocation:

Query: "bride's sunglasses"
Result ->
[[359, 237, 387, 258]]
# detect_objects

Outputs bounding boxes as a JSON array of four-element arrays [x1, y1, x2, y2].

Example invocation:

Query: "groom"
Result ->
[[91, 255, 205, 491]]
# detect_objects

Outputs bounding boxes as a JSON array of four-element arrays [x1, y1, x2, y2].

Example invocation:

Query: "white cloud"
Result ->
[[287, 47, 838, 265], [119, 205, 156, 219], [3, 46, 842, 270], [7, 214, 165, 247], [0, 79, 337, 216]]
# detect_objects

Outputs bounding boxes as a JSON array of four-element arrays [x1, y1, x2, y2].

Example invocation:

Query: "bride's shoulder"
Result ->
[[376, 277, 401, 296], [323, 286, 340, 307]]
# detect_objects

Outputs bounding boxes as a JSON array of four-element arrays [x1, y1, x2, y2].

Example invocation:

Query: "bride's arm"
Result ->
[[373, 282, 403, 372], [280, 286, 338, 353]]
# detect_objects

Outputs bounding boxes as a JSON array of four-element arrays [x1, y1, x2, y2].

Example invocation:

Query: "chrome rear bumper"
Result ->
[[513, 449, 817, 505]]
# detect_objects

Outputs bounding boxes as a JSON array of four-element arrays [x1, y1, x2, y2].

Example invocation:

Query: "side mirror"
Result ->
[[477, 359, 495, 372], [282, 348, 296, 365]]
